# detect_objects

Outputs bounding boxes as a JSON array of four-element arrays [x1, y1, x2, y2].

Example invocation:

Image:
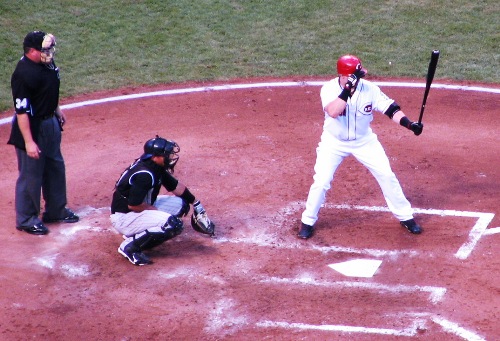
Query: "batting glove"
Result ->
[[410, 122, 424, 136]]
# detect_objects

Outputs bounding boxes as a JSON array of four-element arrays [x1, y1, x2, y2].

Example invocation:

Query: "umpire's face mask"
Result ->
[[40, 34, 56, 64]]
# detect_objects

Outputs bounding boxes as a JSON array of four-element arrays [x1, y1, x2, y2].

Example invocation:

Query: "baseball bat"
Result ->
[[418, 50, 440, 124]]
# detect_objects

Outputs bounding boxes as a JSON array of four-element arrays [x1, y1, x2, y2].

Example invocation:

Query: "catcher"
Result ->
[[110, 135, 215, 266]]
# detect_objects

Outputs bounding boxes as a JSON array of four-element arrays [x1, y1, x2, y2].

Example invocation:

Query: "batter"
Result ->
[[299, 55, 423, 239]]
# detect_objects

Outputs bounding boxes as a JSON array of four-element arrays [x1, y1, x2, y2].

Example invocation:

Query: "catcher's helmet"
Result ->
[[141, 135, 180, 170], [337, 55, 366, 76]]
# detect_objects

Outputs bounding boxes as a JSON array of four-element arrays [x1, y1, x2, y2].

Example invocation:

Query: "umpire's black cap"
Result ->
[[23, 31, 46, 51]]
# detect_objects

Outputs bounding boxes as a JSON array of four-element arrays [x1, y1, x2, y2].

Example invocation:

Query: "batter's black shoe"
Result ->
[[118, 246, 151, 266], [400, 219, 422, 234], [298, 223, 314, 239], [16, 222, 49, 235], [42, 208, 79, 224]]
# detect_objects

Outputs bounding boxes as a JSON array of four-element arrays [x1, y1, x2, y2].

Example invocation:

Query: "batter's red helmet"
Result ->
[[337, 55, 366, 76]]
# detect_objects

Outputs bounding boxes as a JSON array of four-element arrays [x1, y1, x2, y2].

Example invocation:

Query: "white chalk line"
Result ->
[[260, 276, 446, 304], [45, 203, 494, 270], [215, 202, 418, 259], [274, 201, 495, 260], [204, 298, 248, 335], [257, 314, 486, 341], [483, 226, 500, 235], [35, 253, 91, 278], [33, 206, 111, 277], [214, 235, 418, 258], [256, 319, 426, 337], [35, 206, 490, 340], [1, 80, 499, 126], [431, 316, 487, 341], [335, 203, 495, 260]]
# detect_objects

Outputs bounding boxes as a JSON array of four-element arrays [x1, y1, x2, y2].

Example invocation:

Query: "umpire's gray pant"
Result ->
[[15, 117, 68, 227]]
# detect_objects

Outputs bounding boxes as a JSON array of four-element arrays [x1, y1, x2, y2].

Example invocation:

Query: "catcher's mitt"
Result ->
[[191, 211, 215, 236]]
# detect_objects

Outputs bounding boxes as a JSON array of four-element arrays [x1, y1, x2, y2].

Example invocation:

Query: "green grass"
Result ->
[[1, 0, 498, 111]]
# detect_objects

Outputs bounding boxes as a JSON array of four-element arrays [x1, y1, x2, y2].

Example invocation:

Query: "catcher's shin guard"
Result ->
[[137, 217, 184, 251], [122, 231, 156, 251], [138, 231, 169, 250]]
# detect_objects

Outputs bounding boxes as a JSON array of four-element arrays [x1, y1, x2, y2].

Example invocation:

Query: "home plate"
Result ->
[[328, 259, 382, 278]]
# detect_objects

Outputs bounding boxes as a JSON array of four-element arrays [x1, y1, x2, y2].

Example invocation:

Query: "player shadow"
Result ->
[[146, 235, 218, 261]]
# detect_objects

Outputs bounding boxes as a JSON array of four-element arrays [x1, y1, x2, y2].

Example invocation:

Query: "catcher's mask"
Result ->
[[337, 54, 367, 76], [23, 31, 56, 64], [141, 135, 180, 171]]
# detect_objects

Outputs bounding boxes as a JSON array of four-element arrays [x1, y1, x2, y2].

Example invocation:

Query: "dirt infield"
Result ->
[[0, 78, 498, 340]]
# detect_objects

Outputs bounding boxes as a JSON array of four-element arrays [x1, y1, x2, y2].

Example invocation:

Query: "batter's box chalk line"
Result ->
[[256, 319, 427, 337], [256, 313, 486, 341], [215, 234, 418, 258], [259, 276, 446, 304], [275, 201, 495, 260], [483, 226, 500, 235]]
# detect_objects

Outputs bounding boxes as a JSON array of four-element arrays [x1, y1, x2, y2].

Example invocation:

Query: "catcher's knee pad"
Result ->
[[161, 215, 184, 238]]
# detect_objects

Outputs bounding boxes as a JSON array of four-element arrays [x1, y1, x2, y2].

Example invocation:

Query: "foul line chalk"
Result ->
[[1, 80, 498, 126], [260, 276, 446, 304]]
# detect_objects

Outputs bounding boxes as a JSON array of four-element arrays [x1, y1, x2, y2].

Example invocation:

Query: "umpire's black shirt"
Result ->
[[8, 56, 60, 150]]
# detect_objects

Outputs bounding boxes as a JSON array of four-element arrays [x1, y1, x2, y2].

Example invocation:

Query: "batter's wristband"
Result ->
[[399, 116, 412, 129], [180, 187, 196, 205], [338, 88, 350, 102]]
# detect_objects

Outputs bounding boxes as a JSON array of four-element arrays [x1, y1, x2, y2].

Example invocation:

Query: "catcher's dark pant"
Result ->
[[15, 117, 68, 227]]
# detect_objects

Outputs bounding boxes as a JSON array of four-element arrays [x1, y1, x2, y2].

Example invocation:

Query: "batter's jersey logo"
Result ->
[[364, 104, 372, 113]]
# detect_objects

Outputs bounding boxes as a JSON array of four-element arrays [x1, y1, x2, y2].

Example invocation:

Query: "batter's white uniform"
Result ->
[[301, 77, 414, 226]]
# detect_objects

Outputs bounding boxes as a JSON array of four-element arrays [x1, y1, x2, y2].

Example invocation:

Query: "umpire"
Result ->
[[8, 30, 78, 235]]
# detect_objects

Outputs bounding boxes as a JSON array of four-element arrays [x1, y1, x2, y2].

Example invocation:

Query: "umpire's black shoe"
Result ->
[[400, 219, 422, 234], [42, 208, 79, 224], [16, 222, 49, 235], [298, 223, 314, 239]]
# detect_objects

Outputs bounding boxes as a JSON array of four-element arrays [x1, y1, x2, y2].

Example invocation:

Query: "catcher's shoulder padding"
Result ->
[[191, 212, 215, 236]]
